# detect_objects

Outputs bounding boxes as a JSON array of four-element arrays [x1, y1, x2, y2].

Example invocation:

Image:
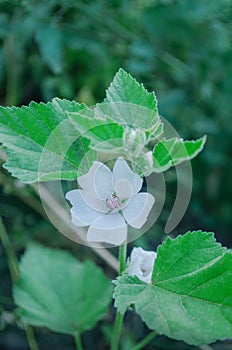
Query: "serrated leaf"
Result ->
[[152, 136, 206, 172], [114, 231, 232, 345], [69, 108, 124, 151], [0, 99, 96, 183], [105, 68, 158, 111], [14, 245, 113, 335], [95, 68, 160, 130]]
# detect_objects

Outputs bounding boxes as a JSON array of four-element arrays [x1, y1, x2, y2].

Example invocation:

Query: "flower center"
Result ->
[[106, 193, 122, 212]]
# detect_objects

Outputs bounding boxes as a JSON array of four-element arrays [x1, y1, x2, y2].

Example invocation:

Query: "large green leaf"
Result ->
[[114, 231, 232, 345], [14, 245, 113, 335], [0, 98, 96, 183], [96, 68, 160, 130], [152, 136, 206, 172]]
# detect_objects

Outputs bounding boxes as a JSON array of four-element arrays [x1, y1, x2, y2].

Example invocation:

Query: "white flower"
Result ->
[[128, 247, 157, 283], [66, 157, 155, 245]]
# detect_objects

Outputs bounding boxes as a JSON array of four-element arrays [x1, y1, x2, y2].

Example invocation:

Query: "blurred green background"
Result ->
[[0, 0, 232, 349]]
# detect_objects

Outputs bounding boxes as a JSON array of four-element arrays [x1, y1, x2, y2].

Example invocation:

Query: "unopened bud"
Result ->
[[123, 128, 146, 157]]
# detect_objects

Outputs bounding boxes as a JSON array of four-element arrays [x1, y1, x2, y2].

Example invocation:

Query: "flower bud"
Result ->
[[128, 247, 157, 283], [123, 128, 146, 157]]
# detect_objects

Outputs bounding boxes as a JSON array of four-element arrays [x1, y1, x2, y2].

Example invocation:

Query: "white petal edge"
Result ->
[[87, 213, 127, 245], [78, 161, 114, 200], [113, 157, 142, 194], [66, 190, 101, 226], [122, 192, 155, 229]]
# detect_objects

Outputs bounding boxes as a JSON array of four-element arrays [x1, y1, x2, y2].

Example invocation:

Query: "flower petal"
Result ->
[[66, 190, 101, 226], [130, 247, 157, 277], [114, 179, 132, 202], [122, 193, 155, 228], [128, 247, 157, 283], [80, 191, 108, 213], [78, 161, 114, 200], [87, 213, 127, 245], [113, 157, 142, 194]]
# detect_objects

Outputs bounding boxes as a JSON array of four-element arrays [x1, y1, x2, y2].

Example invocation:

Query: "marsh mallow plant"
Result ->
[[0, 69, 232, 350]]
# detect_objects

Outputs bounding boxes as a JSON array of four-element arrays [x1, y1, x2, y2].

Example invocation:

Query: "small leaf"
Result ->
[[96, 68, 160, 130], [152, 136, 206, 172], [0, 99, 96, 183], [14, 245, 113, 335], [114, 231, 232, 345]]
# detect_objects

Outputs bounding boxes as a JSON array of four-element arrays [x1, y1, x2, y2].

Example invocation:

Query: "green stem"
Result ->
[[74, 333, 84, 350], [119, 242, 127, 275], [0, 217, 39, 350], [110, 242, 127, 350], [131, 331, 157, 350], [0, 217, 19, 282], [111, 312, 124, 350], [25, 326, 39, 350]]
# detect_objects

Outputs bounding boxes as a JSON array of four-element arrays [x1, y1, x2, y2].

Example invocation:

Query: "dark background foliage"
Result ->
[[0, 0, 232, 349]]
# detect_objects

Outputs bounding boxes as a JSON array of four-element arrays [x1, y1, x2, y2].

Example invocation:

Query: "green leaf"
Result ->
[[0, 98, 96, 183], [114, 231, 232, 345], [14, 245, 113, 335], [105, 68, 158, 111], [152, 136, 206, 172], [69, 108, 124, 151], [96, 68, 160, 130]]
